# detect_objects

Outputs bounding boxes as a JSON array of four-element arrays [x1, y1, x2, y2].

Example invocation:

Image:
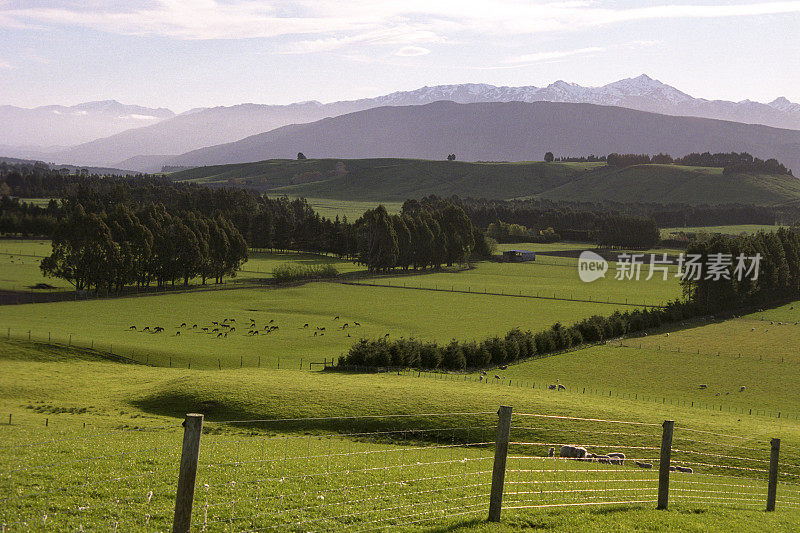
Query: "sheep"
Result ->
[[314, 331, 318, 336], [478, 375, 483, 381], [192, 324, 198, 329], [217, 332, 223, 338], [230, 327, 235, 333], [558, 384, 566, 391], [596, 455, 612, 464], [499, 365, 508, 370], [154, 327, 164, 333], [560, 445, 585, 459], [607, 452, 625, 465], [354, 322, 361, 326], [495, 375, 501, 379], [202, 327, 209, 332], [269, 319, 274, 324], [212, 328, 219, 333], [303, 323, 309, 328], [675, 466, 693, 473], [212, 321, 219, 326], [481, 370, 487, 376], [384, 333, 390, 338], [129, 325, 137, 330], [740, 386, 746, 392], [699, 384, 707, 389], [548, 384, 557, 390], [143, 326, 150, 332], [334, 316, 339, 320], [634, 461, 653, 469], [669, 466, 677, 472], [180, 322, 187, 327], [547, 447, 555, 457], [175, 331, 181, 336]]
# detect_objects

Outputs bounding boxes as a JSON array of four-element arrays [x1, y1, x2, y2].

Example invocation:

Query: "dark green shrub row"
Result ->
[[272, 264, 338, 282], [338, 299, 698, 371]]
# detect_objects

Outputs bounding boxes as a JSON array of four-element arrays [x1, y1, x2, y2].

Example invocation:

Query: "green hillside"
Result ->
[[537, 164, 800, 205], [170, 158, 800, 205], [170, 158, 601, 201]]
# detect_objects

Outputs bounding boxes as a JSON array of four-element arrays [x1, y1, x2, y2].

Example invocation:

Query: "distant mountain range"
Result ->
[[2, 75, 800, 171], [0, 100, 175, 148], [164, 101, 800, 175]]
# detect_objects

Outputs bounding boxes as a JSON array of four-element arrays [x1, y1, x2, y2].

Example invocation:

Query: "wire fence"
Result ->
[[1, 408, 796, 531]]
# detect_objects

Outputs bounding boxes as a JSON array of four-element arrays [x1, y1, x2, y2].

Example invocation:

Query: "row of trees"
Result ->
[[338, 299, 698, 371], [41, 203, 247, 292], [682, 229, 800, 312]]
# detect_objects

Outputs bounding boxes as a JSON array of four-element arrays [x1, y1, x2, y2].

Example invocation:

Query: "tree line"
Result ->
[[41, 203, 248, 292], [682, 229, 800, 313], [337, 300, 697, 371]]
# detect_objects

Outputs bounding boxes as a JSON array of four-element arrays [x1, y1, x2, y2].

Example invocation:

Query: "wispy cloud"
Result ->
[[394, 46, 430, 57], [0, 59, 14, 70], [503, 46, 604, 64], [2, 0, 800, 53]]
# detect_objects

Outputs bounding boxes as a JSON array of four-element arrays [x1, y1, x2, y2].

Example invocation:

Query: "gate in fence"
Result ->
[[2, 407, 799, 531]]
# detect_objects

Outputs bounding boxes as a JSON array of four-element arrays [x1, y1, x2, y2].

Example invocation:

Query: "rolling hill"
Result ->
[[164, 101, 800, 174], [537, 164, 800, 205], [171, 158, 800, 205]]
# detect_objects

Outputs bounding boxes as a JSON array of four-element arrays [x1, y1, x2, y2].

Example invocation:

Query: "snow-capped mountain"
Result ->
[[0, 100, 175, 147], [5, 75, 799, 171]]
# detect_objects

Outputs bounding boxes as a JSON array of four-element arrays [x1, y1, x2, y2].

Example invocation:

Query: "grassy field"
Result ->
[[266, 196, 403, 220], [662, 224, 786, 237], [361, 258, 681, 307], [3, 339, 800, 530], [538, 164, 800, 206], [0, 281, 630, 369]]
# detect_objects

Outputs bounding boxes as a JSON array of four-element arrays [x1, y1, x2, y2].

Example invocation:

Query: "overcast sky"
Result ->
[[1, 0, 799, 111]]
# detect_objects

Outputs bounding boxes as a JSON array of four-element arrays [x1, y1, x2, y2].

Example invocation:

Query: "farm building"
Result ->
[[502, 250, 536, 262]]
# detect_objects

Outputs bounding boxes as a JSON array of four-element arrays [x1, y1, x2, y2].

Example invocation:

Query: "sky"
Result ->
[[1, 0, 799, 112]]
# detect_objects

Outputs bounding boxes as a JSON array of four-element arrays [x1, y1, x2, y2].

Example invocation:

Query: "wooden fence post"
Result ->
[[172, 413, 204, 533], [657, 420, 674, 510], [488, 405, 513, 522], [767, 438, 781, 511]]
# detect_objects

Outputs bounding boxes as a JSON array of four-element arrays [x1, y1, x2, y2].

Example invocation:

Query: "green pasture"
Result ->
[[0, 281, 628, 369], [266, 196, 403, 220], [662, 225, 786, 237], [3, 340, 800, 530], [363, 258, 681, 307], [237, 249, 363, 278]]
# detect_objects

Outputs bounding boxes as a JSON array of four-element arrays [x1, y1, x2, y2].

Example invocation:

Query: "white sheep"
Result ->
[[634, 461, 653, 469]]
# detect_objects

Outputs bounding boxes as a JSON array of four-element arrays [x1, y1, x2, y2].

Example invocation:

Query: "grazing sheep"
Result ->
[[751, 328, 755, 332], [212, 321, 219, 325], [559, 445, 587, 459], [558, 384, 566, 391], [596, 455, 612, 464], [740, 386, 746, 392], [634, 461, 653, 469], [314, 331, 318, 336], [347, 333, 351, 337], [548, 384, 557, 390], [192, 324, 198, 329], [354, 322, 361, 326], [384, 333, 390, 338], [217, 332, 223, 338], [230, 327, 235, 333], [175, 331, 181, 336], [547, 447, 555, 457], [129, 325, 136, 330], [202, 327, 208, 332], [479, 375, 483, 381], [481, 370, 487, 375], [269, 319, 274, 324], [675, 466, 693, 473], [229, 319, 236, 323], [343, 323, 349, 328], [303, 323, 309, 328], [699, 384, 707, 389], [143, 326, 150, 332], [334, 316, 339, 320], [212, 328, 219, 333], [494, 375, 501, 379], [154, 327, 164, 333], [607, 452, 625, 465], [669, 466, 677, 472], [499, 365, 508, 370], [180, 322, 186, 327]]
